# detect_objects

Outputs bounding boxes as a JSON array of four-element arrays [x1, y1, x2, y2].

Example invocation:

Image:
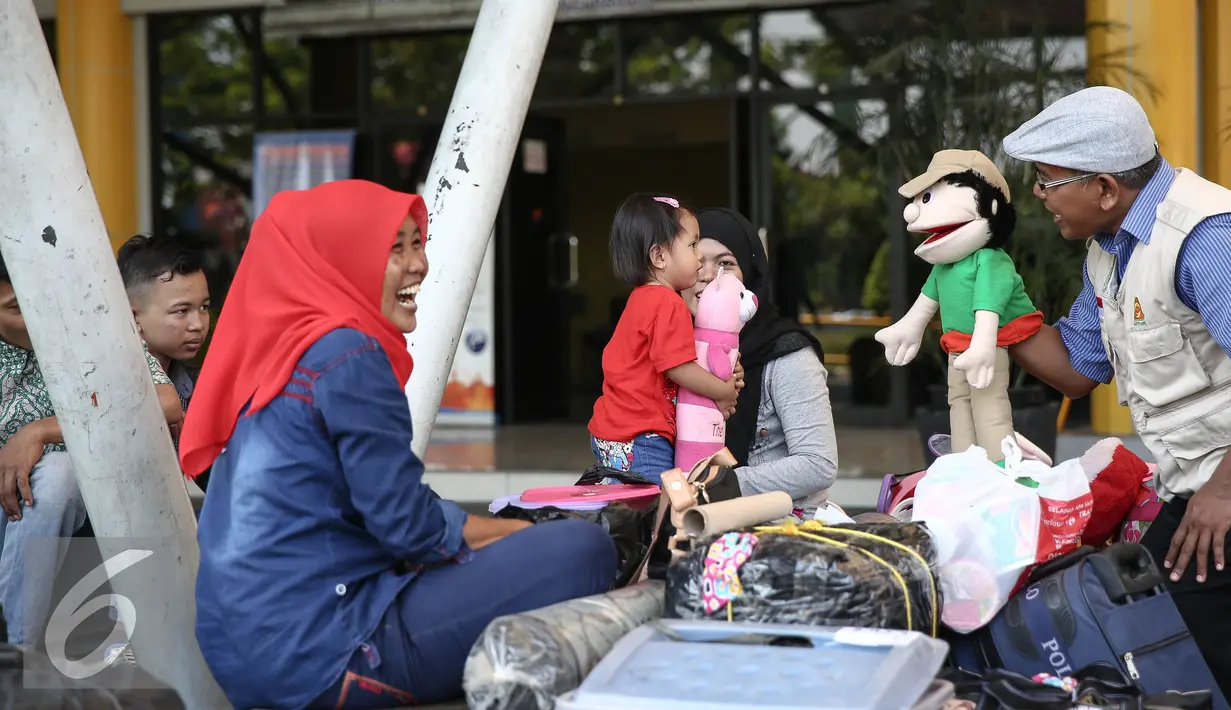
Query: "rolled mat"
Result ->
[[463, 580, 665, 710], [681, 492, 793, 538]]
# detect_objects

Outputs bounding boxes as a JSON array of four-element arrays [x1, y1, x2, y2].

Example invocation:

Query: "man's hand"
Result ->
[[1165, 470, 1231, 583], [463, 515, 532, 550], [0, 423, 48, 521]]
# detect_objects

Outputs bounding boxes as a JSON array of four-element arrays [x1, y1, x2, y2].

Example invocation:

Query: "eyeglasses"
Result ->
[[1035, 172, 1097, 191]]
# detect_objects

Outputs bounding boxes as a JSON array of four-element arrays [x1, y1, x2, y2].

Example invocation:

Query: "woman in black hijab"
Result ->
[[686, 208, 838, 516]]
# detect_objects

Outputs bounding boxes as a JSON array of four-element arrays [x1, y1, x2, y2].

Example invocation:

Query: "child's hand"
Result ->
[[715, 379, 739, 419]]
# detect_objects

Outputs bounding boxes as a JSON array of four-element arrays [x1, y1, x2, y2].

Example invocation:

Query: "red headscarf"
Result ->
[[178, 180, 427, 477]]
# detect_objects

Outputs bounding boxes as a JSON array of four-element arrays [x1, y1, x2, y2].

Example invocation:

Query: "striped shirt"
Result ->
[[1056, 158, 1231, 384]]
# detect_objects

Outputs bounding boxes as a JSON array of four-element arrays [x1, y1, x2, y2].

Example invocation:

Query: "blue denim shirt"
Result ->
[[194, 328, 470, 710]]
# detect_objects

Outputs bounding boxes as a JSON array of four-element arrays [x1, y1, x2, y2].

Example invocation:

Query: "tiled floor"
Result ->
[[424, 422, 1149, 476], [418, 423, 925, 510], [414, 424, 1151, 510], [423, 423, 928, 476]]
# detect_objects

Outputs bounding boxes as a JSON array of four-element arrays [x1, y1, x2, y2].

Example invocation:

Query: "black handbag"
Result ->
[[942, 662, 1214, 710], [492, 464, 660, 588], [569, 457, 743, 583], [574, 465, 657, 487]]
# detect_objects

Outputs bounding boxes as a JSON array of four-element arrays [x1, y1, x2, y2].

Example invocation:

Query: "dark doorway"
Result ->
[[496, 115, 574, 423]]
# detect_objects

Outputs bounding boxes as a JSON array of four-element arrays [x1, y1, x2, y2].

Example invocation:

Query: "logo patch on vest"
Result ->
[[1133, 297, 1146, 326]]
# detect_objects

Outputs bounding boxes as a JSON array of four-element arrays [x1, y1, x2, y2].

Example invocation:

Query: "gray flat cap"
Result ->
[[1002, 86, 1157, 173]]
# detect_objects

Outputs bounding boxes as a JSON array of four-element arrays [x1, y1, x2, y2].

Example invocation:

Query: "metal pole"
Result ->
[[885, 85, 911, 423], [0, 2, 229, 707], [406, 0, 559, 458]]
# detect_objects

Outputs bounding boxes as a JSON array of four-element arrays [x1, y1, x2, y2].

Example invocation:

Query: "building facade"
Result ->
[[36, 0, 1231, 432]]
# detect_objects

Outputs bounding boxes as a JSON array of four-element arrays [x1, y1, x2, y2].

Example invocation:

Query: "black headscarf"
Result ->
[[695, 208, 825, 466]]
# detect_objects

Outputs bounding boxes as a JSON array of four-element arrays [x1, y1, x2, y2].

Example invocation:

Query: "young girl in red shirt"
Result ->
[[588, 193, 740, 484]]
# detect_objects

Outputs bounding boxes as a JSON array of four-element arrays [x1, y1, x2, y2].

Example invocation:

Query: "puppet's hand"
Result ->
[[874, 322, 924, 366], [956, 309, 1001, 389], [953, 342, 997, 390], [874, 293, 938, 366]]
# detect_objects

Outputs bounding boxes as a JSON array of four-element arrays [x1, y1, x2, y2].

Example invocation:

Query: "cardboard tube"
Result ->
[[682, 492, 794, 538]]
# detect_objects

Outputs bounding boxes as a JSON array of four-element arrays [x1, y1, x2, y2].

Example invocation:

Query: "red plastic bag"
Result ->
[[1033, 462, 1095, 564]]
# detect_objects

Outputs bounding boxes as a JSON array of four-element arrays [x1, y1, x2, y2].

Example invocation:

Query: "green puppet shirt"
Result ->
[[921, 248, 1036, 335]]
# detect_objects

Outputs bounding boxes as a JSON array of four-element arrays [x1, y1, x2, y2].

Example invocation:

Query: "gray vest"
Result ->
[[1085, 169, 1231, 500]]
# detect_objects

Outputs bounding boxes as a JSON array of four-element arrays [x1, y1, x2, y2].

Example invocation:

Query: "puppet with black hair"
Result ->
[[875, 150, 1043, 465]]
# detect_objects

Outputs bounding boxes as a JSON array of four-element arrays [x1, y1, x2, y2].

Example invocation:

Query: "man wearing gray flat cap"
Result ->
[[1004, 85, 1231, 688]]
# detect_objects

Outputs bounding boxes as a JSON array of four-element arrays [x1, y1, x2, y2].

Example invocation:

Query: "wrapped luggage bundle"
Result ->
[[664, 520, 942, 636], [463, 580, 666, 710]]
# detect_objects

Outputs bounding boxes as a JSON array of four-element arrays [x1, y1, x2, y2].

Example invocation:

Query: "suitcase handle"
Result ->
[[1026, 545, 1098, 584], [1088, 542, 1165, 602]]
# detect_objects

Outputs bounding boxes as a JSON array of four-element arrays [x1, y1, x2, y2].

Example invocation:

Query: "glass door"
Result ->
[[757, 97, 931, 425]]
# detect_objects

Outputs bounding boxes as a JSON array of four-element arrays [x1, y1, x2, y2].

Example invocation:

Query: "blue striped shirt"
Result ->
[[1056, 158, 1231, 384]]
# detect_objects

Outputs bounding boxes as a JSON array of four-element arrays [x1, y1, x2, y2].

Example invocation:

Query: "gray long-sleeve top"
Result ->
[[736, 346, 839, 513]]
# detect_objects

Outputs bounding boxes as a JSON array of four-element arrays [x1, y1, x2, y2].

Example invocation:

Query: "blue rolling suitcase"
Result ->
[[951, 543, 1227, 710]]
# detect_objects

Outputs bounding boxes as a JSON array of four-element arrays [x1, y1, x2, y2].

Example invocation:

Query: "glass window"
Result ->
[[766, 99, 933, 410], [371, 124, 441, 195], [759, 10, 833, 91], [760, 4, 1091, 418], [159, 15, 254, 122], [622, 14, 751, 96], [769, 100, 891, 314], [370, 33, 470, 114], [260, 36, 311, 118], [534, 22, 618, 102], [159, 123, 255, 306]]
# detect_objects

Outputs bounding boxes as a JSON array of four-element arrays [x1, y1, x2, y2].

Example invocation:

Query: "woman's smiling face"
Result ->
[[684, 237, 745, 316]]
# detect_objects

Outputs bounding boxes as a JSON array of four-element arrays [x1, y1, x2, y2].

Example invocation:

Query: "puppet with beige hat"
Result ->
[[874, 149, 1043, 464]]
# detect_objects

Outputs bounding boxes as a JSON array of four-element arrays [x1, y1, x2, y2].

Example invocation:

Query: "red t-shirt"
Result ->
[[589, 284, 697, 443]]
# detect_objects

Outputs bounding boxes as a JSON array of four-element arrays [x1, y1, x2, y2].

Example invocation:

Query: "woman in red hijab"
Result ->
[[184, 180, 616, 710]]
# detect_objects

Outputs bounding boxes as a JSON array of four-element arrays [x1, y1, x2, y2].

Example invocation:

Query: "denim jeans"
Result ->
[[590, 433, 675, 485], [309, 519, 617, 707], [0, 451, 88, 646]]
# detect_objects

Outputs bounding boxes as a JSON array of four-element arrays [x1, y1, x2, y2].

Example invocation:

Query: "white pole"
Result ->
[[0, 2, 229, 708], [406, 0, 559, 459]]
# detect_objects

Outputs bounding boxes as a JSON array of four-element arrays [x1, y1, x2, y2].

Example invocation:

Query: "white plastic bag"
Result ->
[[912, 437, 1092, 633], [812, 500, 856, 525]]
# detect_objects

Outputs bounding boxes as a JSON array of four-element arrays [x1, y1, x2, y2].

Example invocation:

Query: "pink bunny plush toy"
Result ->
[[675, 269, 758, 470]]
